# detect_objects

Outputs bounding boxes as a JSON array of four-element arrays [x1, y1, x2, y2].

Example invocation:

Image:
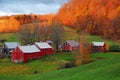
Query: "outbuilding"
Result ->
[[59, 40, 79, 51], [11, 45, 41, 62], [35, 42, 53, 56], [91, 42, 107, 52], [2, 42, 19, 55]]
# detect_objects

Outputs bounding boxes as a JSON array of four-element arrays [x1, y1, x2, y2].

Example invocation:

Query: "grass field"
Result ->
[[0, 33, 19, 46], [64, 27, 118, 46], [0, 27, 117, 46], [0, 27, 119, 80], [0, 52, 119, 80]]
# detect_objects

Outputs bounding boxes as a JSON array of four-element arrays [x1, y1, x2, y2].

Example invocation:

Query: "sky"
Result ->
[[0, 0, 68, 16]]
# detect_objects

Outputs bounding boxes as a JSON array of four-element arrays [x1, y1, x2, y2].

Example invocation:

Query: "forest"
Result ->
[[0, 0, 120, 41]]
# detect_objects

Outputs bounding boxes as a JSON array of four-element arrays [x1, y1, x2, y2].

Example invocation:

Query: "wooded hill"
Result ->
[[0, 0, 120, 41], [56, 0, 120, 41], [0, 14, 54, 33]]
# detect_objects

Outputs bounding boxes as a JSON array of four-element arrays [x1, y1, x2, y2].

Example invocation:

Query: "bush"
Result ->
[[109, 44, 120, 52], [57, 60, 75, 70]]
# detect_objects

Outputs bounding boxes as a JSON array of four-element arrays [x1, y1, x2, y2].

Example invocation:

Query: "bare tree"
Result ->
[[17, 23, 40, 45], [39, 26, 50, 41], [49, 22, 64, 52]]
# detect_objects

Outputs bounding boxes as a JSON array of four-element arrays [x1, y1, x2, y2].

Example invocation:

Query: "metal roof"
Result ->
[[4, 42, 19, 49], [92, 42, 105, 46], [66, 40, 79, 47], [35, 42, 52, 49], [18, 45, 40, 53]]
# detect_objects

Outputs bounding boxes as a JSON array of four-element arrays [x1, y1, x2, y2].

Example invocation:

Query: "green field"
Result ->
[[0, 52, 120, 80], [0, 27, 119, 80], [0, 33, 19, 46], [64, 27, 118, 46], [0, 27, 117, 46]]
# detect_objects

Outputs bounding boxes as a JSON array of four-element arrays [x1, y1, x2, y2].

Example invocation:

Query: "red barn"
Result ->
[[91, 42, 107, 52], [11, 45, 41, 62], [35, 42, 53, 56], [59, 40, 79, 51]]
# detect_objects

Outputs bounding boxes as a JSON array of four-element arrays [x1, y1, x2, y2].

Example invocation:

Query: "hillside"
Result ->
[[0, 14, 54, 33], [56, 0, 120, 41], [0, 52, 119, 80], [0, 27, 119, 80]]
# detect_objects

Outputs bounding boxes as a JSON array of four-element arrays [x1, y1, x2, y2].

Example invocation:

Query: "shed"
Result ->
[[59, 40, 79, 51], [35, 42, 53, 56], [11, 45, 41, 62], [46, 40, 52, 46], [91, 42, 107, 52], [3, 42, 19, 55]]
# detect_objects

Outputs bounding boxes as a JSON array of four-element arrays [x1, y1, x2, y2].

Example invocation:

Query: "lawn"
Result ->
[[0, 52, 119, 80], [0, 33, 19, 46], [0, 27, 119, 80], [64, 27, 118, 46], [0, 27, 118, 46]]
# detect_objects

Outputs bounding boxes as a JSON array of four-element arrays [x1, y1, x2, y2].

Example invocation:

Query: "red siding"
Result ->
[[11, 47, 23, 62], [60, 42, 78, 51], [11, 47, 42, 62], [41, 48, 53, 56], [91, 44, 106, 52], [11, 46, 53, 62]]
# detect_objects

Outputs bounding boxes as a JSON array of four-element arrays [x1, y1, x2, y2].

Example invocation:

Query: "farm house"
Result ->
[[35, 42, 53, 56], [91, 42, 107, 52], [2, 42, 19, 55], [11, 45, 41, 62], [59, 40, 79, 51]]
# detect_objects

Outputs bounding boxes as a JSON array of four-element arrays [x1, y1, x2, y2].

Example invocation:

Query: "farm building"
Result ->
[[46, 40, 52, 46], [11, 45, 41, 62], [59, 40, 79, 51], [35, 42, 53, 56], [91, 42, 107, 52], [2, 42, 19, 55]]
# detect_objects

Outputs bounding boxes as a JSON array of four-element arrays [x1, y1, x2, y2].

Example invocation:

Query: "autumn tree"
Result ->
[[75, 35, 91, 66], [17, 23, 40, 45], [49, 22, 64, 52]]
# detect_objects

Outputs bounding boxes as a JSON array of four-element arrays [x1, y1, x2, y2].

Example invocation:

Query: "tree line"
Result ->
[[0, 14, 54, 33], [55, 0, 120, 41]]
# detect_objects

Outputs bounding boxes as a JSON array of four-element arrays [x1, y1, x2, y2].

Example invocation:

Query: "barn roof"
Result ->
[[35, 42, 52, 49], [46, 40, 52, 43], [18, 45, 40, 53], [92, 42, 105, 46], [4, 42, 19, 49], [66, 40, 79, 47]]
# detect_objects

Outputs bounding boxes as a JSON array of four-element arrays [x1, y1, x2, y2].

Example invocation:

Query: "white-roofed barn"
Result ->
[[59, 40, 79, 51], [3, 42, 19, 55], [91, 42, 107, 52], [11, 45, 41, 62], [35, 42, 53, 56]]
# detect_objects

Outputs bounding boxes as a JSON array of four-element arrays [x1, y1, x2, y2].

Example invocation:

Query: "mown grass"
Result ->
[[0, 52, 73, 75], [0, 52, 119, 80], [0, 33, 19, 46], [64, 27, 117, 46], [0, 27, 119, 80]]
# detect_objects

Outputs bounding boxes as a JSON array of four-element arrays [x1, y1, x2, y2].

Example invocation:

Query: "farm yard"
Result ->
[[0, 27, 120, 80], [0, 0, 120, 80], [0, 52, 120, 80]]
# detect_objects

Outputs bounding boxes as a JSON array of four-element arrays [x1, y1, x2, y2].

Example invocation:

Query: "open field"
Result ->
[[0, 52, 120, 80], [0, 33, 19, 46], [64, 27, 118, 46], [0, 27, 118, 46], [0, 27, 119, 80]]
